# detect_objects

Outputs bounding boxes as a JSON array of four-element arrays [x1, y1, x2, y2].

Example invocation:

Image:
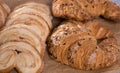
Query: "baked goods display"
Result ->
[[0, 1, 10, 28], [0, 0, 119, 73], [0, 2, 52, 73], [52, 0, 120, 22], [47, 20, 119, 70]]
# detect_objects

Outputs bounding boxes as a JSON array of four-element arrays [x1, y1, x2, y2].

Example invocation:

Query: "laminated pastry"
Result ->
[[47, 20, 119, 70], [0, 2, 52, 73], [52, 0, 120, 22], [0, 41, 43, 73], [6, 2, 52, 41], [0, 1, 10, 28]]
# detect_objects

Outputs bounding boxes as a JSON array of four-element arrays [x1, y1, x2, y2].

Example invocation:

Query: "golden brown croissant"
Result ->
[[52, 0, 120, 22], [0, 2, 52, 73], [0, 1, 10, 28], [47, 20, 119, 70]]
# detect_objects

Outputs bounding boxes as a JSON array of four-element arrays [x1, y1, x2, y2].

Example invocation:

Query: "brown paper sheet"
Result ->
[[0, 0, 120, 73]]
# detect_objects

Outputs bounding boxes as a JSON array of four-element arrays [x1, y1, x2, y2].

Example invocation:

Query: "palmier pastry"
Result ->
[[0, 2, 52, 73]]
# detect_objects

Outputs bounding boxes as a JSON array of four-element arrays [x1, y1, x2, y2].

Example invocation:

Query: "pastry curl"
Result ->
[[0, 41, 42, 73]]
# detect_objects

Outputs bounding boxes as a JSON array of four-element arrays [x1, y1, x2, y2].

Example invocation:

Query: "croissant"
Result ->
[[52, 0, 120, 22], [47, 20, 119, 70], [0, 1, 10, 28], [0, 2, 52, 73]]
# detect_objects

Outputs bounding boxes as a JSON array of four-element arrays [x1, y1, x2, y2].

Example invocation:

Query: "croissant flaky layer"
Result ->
[[47, 20, 119, 70], [52, 0, 120, 22], [0, 2, 52, 73], [84, 19, 114, 39], [0, 1, 10, 28]]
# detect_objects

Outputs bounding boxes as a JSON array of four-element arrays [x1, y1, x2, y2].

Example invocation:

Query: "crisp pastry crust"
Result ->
[[0, 2, 52, 73], [52, 0, 120, 22], [47, 20, 119, 70]]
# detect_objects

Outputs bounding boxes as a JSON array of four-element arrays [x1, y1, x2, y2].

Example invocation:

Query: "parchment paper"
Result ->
[[0, 0, 120, 73]]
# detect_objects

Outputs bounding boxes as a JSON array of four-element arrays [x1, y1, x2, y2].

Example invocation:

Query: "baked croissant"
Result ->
[[0, 2, 52, 73], [0, 1, 10, 28], [47, 20, 119, 70], [52, 0, 120, 22]]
